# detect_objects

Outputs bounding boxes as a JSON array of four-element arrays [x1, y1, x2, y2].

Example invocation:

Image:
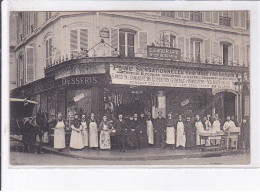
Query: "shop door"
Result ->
[[224, 92, 236, 119]]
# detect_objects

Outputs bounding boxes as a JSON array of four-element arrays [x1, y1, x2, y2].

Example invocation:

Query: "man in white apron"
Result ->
[[176, 115, 186, 149]]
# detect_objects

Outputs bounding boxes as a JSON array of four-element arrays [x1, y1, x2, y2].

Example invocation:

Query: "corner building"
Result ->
[[10, 11, 250, 123]]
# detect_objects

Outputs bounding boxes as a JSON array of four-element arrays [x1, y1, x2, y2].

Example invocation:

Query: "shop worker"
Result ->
[[137, 113, 146, 149], [185, 116, 196, 149], [166, 112, 176, 150], [223, 115, 237, 148], [231, 115, 240, 127], [140, 113, 149, 148], [212, 114, 222, 132], [154, 111, 167, 148], [195, 115, 205, 146], [114, 114, 128, 152], [49, 112, 66, 151], [87, 113, 99, 150], [70, 113, 84, 150], [146, 112, 154, 146], [99, 115, 111, 150], [127, 115, 138, 149], [205, 114, 212, 131], [176, 115, 186, 149], [81, 114, 89, 149]]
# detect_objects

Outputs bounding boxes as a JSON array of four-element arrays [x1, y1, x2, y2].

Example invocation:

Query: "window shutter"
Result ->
[[212, 41, 219, 62], [111, 28, 119, 56], [138, 31, 147, 55], [228, 45, 233, 65], [240, 11, 246, 28], [177, 36, 185, 58], [70, 29, 78, 51], [205, 39, 211, 63], [185, 38, 190, 59], [234, 11, 239, 27], [80, 29, 88, 50], [212, 11, 219, 24], [25, 46, 34, 83], [183, 12, 190, 20], [234, 44, 239, 65], [204, 11, 211, 23]]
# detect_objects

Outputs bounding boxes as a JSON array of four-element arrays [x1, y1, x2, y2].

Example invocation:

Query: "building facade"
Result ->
[[10, 11, 250, 123]]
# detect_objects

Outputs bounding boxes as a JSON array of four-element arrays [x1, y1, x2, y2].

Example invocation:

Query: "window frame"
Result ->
[[69, 28, 89, 57], [119, 29, 136, 57], [190, 39, 202, 62], [45, 37, 53, 67]]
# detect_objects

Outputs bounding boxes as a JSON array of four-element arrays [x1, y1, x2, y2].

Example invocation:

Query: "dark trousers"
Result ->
[[155, 131, 166, 148], [118, 134, 127, 151], [137, 132, 144, 149], [142, 133, 148, 148]]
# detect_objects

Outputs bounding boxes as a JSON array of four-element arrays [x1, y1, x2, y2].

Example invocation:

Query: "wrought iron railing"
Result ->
[[219, 16, 231, 27], [190, 12, 202, 22]]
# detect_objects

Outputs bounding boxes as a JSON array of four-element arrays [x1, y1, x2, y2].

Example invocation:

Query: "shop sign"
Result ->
[[73, 93, 85, 102], [110, 64, 239, 90], [59, 75, 103, 87], [55, 63, 106, 79], [147, 45, 181, 60], [181, 99, 190, 106]]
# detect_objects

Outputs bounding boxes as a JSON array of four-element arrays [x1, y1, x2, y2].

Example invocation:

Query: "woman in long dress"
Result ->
[[88, 113, 99, 150], [146, 112, 154, 146], [176, 115, 186, 149], [166, 112, 176, 150], [81, 114, 89, 148], [49, 112, 66, 151], [99, 115, 111, 150], [70, 113, 84, 150]]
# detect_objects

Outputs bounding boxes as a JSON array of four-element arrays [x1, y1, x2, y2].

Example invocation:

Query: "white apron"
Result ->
[[81, 121, 89, 147], [195, 121, 205, 145], [70, 125, 84, 149], [100, 123, 111, 150], [89, 121, 98, 148], [42, 131, 49, 143], [166, 127, 175, 144], [147, 120, 154, 144], [176, 122, 186, 147], [54, 121, 66, 149], [212, 120, 221, 132]]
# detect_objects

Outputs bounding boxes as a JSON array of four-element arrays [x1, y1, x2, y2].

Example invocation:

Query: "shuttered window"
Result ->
[[204, 39, 211, 62], [234, 12, 239, 27], [18, 53, 24, 86], [69, 28, 88, 56], [240, 11, 246, 28], [46, 38, 52, 67], [212, 11, 219, 24], [111, 28, 119, 56], [26, 46, 35, 82], [119, 30, 135, 57], [212, 42, 219, 63], [234, 44, 239, 65], [177, 36, 185, 57], [204, 12, 211, 23], [190, 39, 202, 62], [139, 31, 147, 54]]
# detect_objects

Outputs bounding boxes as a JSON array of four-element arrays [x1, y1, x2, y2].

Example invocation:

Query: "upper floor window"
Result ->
[[18, 53, 25, 86], [46, 12, 52, 21], [190, 12, 202, 22], [220, 42, 232, 66], [45, 37, 52, 67], [119, 29, 136, 57], [219, 11, 231, 27], [69, 28, 88, 57], [170, 34, 177, 48], [161, 11, 175, 18], [190, 38, 202, 63]]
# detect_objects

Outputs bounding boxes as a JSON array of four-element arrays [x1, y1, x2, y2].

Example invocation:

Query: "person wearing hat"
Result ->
[[70, 113, 84, 150], [154, 111, 167, 148], [166, 112, 176, 150], [146, 112, 154, 146]]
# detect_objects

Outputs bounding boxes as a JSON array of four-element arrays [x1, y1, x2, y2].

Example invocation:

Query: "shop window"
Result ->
[[69, 28, 88, 57], [119, 29, 136, 57], [190, 39, 202, 62], [45, 37, 52, 67]]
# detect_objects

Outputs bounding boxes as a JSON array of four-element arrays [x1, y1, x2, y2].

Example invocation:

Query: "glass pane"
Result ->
[[127, 46, 134, 57], [119, 32, 125, 46], [119, 45, 125, 57], [127, 33, 134, 46]]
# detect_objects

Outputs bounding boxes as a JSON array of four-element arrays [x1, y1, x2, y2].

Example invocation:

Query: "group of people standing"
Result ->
[[49, 110, 241, 152]]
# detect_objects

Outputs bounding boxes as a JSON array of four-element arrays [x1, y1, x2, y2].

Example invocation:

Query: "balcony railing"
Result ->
[[219, 16, 231, 27], [160, 11, 175, 18], [190, 12, 202, 22]]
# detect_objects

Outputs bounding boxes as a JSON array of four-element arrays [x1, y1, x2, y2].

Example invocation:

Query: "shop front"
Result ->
[[108, 62, 242, 121]]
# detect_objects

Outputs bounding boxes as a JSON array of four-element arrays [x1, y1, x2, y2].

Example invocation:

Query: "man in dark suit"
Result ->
[[114, 114, 128, 152], [154, 111, 167, 148]]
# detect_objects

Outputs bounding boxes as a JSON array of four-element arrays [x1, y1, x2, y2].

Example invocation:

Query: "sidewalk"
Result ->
[[11, 135, 248, 161]]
